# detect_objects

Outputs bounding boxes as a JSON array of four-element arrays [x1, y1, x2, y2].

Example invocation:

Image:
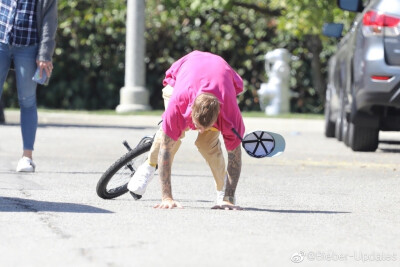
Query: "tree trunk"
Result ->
[[306, 34, 325, 102]]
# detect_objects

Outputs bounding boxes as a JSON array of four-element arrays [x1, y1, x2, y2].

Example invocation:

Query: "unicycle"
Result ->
[[96, 126, 286, 200], [96, 135, 154, 199]]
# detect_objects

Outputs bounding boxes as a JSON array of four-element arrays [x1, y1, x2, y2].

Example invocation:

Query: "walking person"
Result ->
[[0, 0, 58, 172], [128, 51, 245, 210]]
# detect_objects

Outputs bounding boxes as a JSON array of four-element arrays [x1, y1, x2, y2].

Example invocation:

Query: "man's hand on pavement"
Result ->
[[154, 199, 183, 209], [211, 201, 243, 210]]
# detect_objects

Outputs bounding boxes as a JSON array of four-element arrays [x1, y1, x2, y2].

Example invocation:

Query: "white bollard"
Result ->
[[116, 0, 150, 112]]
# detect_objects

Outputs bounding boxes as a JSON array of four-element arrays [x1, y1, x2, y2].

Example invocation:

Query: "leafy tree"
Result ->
[[272, 0, 355, 111], [3, 0, 127, 110], [46, 0, 127, 110]]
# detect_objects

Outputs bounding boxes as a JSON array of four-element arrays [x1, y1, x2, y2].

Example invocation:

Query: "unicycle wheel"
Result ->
[[96, 142, 152, 199]]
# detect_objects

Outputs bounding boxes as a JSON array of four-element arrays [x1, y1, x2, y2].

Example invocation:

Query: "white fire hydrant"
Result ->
[[257, 48, 291, 115]]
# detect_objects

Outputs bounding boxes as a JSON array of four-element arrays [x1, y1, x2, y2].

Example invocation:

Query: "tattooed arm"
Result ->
[[225, 145, 242, 203], [153, 131, 183, 209], [211, 144, 243, 210]]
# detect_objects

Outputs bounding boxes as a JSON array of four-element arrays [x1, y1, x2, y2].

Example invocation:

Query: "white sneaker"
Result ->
[[216, 191, 237, 205], [216, 174, 228, 205], [216, 190, 225, 205], [127, 162, 155, 198], [16, 157, 36, 172]]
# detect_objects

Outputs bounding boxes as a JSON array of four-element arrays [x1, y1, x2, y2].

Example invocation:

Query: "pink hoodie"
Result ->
[[162, 51, 245, 151]]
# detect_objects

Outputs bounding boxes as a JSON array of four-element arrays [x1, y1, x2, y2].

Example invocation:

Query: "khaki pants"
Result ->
[[148, 85, 227, 191]]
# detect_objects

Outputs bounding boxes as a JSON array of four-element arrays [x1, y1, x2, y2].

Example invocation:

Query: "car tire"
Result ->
[[342, 112, 350, 147], [348, 122, 379, 152], [335, 114, 343, 141], [335, 92, 346, 141], [324, 103, 335, 138]]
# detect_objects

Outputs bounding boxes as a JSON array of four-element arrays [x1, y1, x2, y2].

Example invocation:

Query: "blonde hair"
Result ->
[[192, 93, 220, 127]]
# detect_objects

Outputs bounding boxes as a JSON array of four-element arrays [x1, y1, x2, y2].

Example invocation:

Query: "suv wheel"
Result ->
[[324, 102, 335, 137], [348, 122, 379, 151], [335, 112, 343, 141], [335, 92, 346, 141], [342, 113, 350, 147]]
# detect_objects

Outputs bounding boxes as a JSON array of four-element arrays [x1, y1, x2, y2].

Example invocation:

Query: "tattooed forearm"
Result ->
[[158, 131, 176, 200], [225, 145, 242, 199]]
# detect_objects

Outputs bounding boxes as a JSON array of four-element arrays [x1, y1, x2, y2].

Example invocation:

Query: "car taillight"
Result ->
[[371, 75, 393, 82], [362, 10, 400, 36]]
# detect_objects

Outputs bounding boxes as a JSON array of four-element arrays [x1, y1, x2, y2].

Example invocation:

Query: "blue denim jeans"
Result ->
[[0, 43, 38, 151]]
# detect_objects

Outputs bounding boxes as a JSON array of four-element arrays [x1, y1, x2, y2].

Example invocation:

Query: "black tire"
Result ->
[[342, 113, 350, 147], [137, 135, 154, 146], [335, 114, 343, 141], [324, 103, 335, 138], [348, 122, 379, 152], [335, 93, 346, 141], [96, 142, 152, 199]]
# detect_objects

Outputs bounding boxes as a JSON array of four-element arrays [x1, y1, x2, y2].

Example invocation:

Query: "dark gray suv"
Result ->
[[324, 0, 400, 151]]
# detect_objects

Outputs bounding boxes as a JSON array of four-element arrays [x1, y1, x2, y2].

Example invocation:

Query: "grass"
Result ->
[[5, 108, 324, 120], [240, 111, 323, 119]]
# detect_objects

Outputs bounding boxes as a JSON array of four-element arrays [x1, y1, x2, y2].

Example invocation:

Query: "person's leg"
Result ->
[[0, 43, 12, 101], [13, 45, 38, 159], [0, 44, 11, 125], [195, 130, 227, 198]]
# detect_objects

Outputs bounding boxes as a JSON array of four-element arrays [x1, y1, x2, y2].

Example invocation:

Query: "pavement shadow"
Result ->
[[243, 207, 351, 214], [379, 140, 400, 153], [137, 199, 213, 203], [0, 197, 113, 213], [380, 140, 400, 145], [379, 148, 400, 153]]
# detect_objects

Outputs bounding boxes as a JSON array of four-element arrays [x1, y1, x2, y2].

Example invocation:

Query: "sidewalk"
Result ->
[[4, 110, 161, 128]]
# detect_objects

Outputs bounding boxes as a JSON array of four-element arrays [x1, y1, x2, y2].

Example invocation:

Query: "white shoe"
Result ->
[[216, 174, 228, 205], [16, 157, 36, 172], [127, 162, 155, 198], [216, 190, 225, 205], [216, 191, 236, 205]]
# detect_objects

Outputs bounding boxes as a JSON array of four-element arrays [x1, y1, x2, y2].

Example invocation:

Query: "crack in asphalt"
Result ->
[[4, 190, 73, 240]]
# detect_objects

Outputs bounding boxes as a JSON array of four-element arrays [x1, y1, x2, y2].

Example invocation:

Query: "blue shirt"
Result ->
[[0, 0, 38, 46]]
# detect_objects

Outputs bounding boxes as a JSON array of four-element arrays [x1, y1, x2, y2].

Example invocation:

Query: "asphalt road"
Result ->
[[1, 111, 399, 267]]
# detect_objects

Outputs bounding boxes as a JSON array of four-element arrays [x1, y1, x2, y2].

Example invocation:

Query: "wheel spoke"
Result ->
[[106, 152, 148, 193], [96, 142, 152, 199]]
